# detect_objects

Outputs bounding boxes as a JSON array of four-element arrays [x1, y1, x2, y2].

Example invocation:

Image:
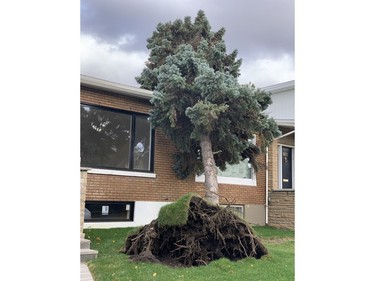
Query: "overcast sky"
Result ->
[[81, 0, 294, 88]]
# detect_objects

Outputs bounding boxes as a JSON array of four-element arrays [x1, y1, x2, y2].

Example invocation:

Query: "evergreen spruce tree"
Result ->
[[136, 10, 280, 204]]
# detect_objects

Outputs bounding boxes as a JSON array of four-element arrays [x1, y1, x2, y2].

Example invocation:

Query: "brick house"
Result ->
[[80, 75, 294, 230], [263, 80, 295, 229]]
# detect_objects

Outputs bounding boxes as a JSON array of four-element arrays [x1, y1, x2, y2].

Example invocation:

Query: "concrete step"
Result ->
[[81, 238, 91, 250], [80, 238, 98, 262], [81, 248, 98, 262]]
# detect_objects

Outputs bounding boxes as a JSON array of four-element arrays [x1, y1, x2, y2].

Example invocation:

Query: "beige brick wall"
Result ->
[[268, 190, 295, 230]]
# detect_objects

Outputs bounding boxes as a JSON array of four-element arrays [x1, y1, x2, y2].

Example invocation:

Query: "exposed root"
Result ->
[[121, 196, 268, 267]]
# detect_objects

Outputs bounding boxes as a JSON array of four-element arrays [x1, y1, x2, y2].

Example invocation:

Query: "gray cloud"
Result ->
[[81, 0, 294, 87]]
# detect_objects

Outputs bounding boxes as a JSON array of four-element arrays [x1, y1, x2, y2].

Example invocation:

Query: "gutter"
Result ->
[[261, 80, 294, 94], [80, 74, 153, 100], [275, 130, 295, 140]]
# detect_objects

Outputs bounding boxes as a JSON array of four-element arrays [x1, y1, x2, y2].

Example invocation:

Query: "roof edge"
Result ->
[[80, 74, 153, 100], [261, 80, 294, 94], [275, 119, 295, 127]]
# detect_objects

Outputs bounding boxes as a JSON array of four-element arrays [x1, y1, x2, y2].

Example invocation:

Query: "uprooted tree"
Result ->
[[123, 11, 281, 267], [136, 10, 280, 204], [121, 194, 268, 267]]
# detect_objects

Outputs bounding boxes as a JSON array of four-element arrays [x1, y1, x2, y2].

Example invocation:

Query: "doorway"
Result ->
[[279, 146, 294, 189]]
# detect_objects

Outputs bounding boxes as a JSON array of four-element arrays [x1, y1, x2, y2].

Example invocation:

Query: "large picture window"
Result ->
[[195, 158, 256, 186], [80, 104, 153, 172], [217, 159, 253, 179], [195, 137, 257, 186]]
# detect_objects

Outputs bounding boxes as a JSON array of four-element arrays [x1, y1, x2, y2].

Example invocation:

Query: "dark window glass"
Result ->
[[282, 147, 293, 189], [84, 201, 135, 222], [80, 104, 153, 172]]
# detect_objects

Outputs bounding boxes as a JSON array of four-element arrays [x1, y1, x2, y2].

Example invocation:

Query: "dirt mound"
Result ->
[[121, 195, 268, 267]]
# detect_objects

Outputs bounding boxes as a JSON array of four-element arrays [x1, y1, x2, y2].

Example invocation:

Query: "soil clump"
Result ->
[[121, 195, 268, 267]]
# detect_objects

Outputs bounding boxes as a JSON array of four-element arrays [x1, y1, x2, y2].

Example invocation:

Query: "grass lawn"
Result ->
[[84, 226, 294, 281]]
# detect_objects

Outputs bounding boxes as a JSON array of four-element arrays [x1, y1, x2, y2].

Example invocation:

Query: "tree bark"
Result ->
[[200, 134, 219, 204]]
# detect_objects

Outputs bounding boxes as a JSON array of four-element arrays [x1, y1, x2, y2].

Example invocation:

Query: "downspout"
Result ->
[[265, 147, 269, 224]]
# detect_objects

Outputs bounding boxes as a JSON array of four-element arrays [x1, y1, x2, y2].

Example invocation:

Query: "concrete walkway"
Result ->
[[81, 263, 94, 281]]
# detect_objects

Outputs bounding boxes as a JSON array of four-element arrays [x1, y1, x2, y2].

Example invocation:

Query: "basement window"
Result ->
[[84, 201, 135, 222], [221, 205, 244, 219]]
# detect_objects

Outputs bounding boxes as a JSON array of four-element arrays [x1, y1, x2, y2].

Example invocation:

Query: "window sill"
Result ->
[[195, 175, 256, 186], [87, 168, 156, 178]]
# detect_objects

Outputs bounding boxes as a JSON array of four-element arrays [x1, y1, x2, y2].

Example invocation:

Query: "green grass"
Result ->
[[84, 226, 294, 281], [157, 193, 197, 227], [252, 225, 295, 239]]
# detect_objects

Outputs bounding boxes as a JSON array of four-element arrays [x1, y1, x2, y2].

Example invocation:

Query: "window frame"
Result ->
[[195, 137, 257, 186], [195, 171, 257, 186], [80, 103, 155, 173], [84, 201, 135, 222], [220, 204, 244, 219]]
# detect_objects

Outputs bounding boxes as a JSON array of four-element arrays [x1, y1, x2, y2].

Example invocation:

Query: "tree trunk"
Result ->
[[200, 134, 219, 204]]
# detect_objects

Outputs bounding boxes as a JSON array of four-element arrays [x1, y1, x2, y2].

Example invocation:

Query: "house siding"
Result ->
[[81, 85, 267, 226], [265, 89, 294, 121]]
